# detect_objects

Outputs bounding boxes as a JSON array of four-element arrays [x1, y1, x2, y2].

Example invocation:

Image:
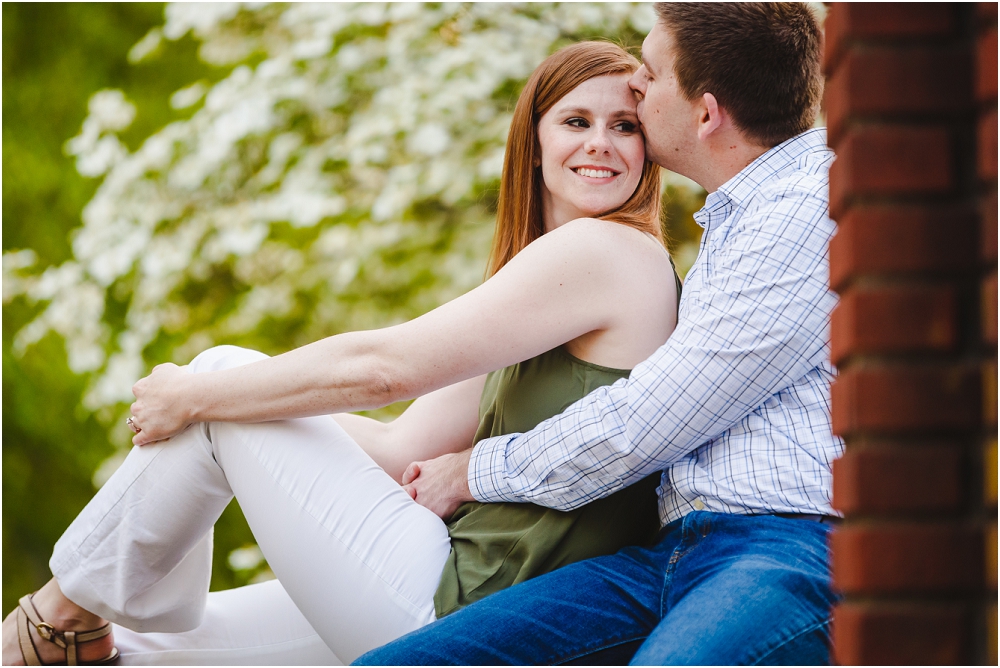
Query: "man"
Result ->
[[357, 3, 840, 664]]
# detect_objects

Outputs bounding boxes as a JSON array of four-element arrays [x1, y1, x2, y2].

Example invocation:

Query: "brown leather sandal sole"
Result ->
[[16, 594, 119, 666]]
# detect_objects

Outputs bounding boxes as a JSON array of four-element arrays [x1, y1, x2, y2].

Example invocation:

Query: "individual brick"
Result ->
[[983, 271, 998, 345], [823, 4, 956, 74], [983, 361, 998, 426], [829, 126, 953, 219], [831, 523, 983, 593], [986, 439, 998, 507], [828, 205, 977, 291], [826, 47, 972, 146], [832, 366, 981, 435], [977, 27, 998, 101], [832, 445, 962, 514], [831, 284, 957, 364], [989, 604, 998, 666], [986, 523, 998, 589], [832, 601, 968, 665], [983, 191, 998, 263], [979, 108, 999, 181]]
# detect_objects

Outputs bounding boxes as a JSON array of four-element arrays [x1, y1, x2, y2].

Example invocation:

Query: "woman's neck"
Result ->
[[541, 194, 585, 233]]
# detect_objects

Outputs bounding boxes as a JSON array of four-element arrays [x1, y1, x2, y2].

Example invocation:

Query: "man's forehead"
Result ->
[[640, 23, 671, 73]]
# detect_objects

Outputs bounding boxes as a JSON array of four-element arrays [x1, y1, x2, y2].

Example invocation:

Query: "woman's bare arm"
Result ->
[[129, 219, 672, 445], [333, 374, 486, 483]]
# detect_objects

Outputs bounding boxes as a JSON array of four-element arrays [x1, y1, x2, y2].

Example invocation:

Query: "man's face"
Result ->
[[628, 22, 696, 171]]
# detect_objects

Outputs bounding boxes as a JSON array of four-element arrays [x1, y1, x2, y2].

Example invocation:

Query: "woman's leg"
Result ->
[[48, 345, 451, 663], [112, 580, 341, 665]]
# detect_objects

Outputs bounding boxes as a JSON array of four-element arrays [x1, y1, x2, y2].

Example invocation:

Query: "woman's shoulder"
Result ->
[[501, 217, 673, 297], [550, 217, 668, 256], [552, 218, 673, 274]]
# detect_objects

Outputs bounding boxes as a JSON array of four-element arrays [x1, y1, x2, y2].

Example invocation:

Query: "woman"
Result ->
[[4, 41, 679, 665]]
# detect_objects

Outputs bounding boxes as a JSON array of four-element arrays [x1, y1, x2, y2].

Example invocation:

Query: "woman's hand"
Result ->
[[401, 449, 475, 520], [129, 363, 195, 446]]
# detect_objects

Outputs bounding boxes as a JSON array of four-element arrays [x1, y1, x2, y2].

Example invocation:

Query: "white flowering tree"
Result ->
[[4, 3, 684, 443]]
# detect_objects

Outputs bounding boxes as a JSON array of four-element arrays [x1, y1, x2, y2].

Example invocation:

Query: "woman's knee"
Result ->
[[188, 345, 269, 374]]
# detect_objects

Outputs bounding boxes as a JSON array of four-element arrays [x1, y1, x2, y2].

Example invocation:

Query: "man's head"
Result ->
[[630, 3, 822, 185]]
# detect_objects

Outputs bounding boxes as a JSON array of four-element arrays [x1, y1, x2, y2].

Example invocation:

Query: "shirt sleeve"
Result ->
[[468, 189, 837, 510]]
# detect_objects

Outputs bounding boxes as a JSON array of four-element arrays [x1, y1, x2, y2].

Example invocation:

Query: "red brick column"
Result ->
[[975, 4, 998, 665], [825, 3, 997, 664]]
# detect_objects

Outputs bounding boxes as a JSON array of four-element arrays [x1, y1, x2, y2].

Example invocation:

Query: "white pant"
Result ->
[[50, 346, 452, 665]]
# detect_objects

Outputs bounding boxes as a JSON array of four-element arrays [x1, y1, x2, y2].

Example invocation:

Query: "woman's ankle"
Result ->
[[32, 579, 105, 630], [3, 579, 115, 666]]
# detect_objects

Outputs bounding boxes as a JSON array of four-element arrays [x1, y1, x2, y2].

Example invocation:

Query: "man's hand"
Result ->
[[401, 449, 475, 520]]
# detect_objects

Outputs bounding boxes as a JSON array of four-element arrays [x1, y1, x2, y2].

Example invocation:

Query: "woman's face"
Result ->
[[536, 73, 645, 232]]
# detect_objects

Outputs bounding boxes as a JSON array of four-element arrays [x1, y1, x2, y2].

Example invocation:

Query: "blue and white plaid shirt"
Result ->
[[469, 129, 844, 525]]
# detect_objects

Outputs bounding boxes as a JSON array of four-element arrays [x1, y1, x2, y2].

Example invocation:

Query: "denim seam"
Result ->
[[659, 544, 692, 618], [660, 513, 706, 618], [549, 633, 650, 666], [749, 618, 830, 666]]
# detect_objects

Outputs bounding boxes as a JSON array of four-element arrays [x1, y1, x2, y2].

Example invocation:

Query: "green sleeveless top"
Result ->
[[433, 346, 662, 617]]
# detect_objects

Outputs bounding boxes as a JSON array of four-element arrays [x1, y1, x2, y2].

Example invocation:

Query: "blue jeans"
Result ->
[[354, 512, 836, 665]]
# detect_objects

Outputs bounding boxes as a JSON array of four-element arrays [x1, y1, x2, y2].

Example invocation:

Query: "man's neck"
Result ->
[[693, 141, 769, 193]]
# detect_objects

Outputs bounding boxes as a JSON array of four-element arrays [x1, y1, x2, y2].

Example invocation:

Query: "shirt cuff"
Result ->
[[468, 434, 523, 503]]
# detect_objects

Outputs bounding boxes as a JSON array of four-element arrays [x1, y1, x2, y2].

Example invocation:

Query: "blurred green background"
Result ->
[[2, 2, 258, 616], [3, 3, 705, 618]]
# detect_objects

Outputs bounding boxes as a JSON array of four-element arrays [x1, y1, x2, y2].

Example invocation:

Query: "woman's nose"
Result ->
[[584, 128, 612, 154]]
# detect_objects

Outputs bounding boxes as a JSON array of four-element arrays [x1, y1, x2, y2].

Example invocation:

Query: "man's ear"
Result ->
[[696, 92, 723, 141]]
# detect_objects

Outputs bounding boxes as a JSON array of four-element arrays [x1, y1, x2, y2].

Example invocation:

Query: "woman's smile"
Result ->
[[571, 165, 621, 180]]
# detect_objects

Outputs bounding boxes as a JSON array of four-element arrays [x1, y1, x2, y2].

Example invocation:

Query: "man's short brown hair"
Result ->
[[654, 2, 822, 148]]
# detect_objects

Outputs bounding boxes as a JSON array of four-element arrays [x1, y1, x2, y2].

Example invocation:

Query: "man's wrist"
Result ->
[[453, 449, 475, 503]]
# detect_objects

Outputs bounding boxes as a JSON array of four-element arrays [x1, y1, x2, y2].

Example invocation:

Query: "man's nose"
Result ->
[[628, 67, 646, 98]]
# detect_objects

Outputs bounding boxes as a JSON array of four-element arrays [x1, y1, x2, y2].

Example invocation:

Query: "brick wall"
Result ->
[[825, 3, 998, 664]]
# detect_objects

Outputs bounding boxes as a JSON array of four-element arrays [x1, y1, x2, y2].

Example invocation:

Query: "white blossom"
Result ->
[[228, 545, 265, 571], [170, 82, 208, 110], [4, 3, 680, 446], [128, 27, 164, 63]]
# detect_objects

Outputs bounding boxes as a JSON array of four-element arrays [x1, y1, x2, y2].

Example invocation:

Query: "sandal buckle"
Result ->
[[36, 622, 56, 642]]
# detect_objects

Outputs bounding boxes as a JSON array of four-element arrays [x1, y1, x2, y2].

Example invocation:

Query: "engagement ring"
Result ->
[[126, 416, 141, 433]]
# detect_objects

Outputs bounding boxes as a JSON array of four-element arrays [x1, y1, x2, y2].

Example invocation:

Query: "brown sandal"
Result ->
[[15, 594, 119, 666]]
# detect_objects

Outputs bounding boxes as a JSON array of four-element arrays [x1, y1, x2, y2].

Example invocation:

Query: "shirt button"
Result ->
[[693, 499, 705, 511]]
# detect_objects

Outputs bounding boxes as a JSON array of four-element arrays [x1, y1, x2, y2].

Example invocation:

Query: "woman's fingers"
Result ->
[[128, 364, 192, 446], [401, 461, 422, 486]]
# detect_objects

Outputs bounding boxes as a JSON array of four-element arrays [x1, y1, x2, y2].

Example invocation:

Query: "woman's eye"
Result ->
[[566, 117, 589, 128], [614, 121, 637, 133]]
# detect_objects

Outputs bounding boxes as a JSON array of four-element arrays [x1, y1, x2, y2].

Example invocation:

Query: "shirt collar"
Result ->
[[694, 128, 828, 229]]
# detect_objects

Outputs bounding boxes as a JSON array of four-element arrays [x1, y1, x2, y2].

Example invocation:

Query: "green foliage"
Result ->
[[2, 2, 256, 616]]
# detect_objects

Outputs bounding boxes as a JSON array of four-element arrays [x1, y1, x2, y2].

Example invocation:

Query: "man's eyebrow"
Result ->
[[641, 52, 655, 76]]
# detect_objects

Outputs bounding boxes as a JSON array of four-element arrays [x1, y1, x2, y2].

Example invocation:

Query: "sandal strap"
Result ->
[[16, 594, 113, 666], [17, 605, 42, 666]]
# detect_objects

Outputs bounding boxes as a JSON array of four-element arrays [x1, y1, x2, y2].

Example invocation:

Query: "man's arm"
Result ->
[[404, 190, 837, 517], [471, 191, 836, 510]]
